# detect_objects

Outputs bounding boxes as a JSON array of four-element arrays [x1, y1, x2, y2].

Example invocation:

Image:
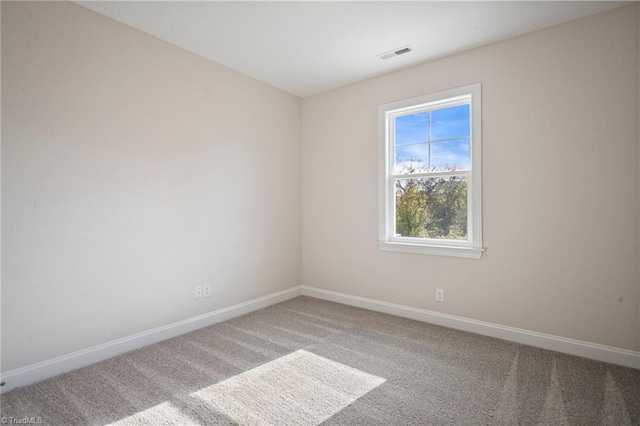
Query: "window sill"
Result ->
[[377, 241, 484, 259]]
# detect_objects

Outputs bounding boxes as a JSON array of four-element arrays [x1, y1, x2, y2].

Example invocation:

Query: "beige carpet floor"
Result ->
[[1, 296, 639, 425]]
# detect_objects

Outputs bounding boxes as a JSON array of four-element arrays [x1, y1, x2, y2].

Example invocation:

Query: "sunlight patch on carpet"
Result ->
[[191, 349, 386, 426], [110, 401, 196, 425]]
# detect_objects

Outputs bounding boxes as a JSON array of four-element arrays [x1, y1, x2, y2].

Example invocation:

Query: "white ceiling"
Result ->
[[77, 1, 628, 97]]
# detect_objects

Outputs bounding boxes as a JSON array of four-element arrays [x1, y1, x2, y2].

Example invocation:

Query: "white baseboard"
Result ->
[[0, 286, 302, 393], [301, 286, 640, 370], [3, 284, 637, 393]]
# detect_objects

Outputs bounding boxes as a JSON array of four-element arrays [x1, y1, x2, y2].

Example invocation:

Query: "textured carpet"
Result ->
[[1, 296, 639, 425]]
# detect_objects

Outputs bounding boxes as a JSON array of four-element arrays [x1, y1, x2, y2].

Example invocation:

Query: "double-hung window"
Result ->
[[378, 83, 483, 259]]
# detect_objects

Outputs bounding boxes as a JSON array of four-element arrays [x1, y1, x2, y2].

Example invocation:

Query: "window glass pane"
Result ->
[[395, 112, 429, 145], [431, 104, 469, 141], [430, 138, 470, 171], [395, 176, 468, 240], [394, 143, 428, 174]]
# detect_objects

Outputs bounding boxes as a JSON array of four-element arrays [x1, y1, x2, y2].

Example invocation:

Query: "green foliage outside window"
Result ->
[[395, 163, 467, 240]]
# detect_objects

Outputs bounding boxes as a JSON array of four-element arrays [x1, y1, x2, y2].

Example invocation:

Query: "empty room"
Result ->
[[2, 1, 640, 424]]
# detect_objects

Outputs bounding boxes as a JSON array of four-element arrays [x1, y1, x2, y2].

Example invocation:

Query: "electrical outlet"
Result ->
[[203, 284, 211, 298], [435, 288, 445, 302], [195, 285, 203, 299]]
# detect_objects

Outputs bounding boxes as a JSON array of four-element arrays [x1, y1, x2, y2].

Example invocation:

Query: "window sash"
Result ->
[[389, 172, 472, 246], [389, 98, 472, 175], [387, 96, 470, 118]]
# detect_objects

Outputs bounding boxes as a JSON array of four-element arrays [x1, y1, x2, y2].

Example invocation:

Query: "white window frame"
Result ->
[[377, 83, 483, 259]]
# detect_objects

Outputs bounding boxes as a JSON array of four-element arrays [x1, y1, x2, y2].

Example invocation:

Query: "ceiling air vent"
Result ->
[[378, 45, 413, 60]]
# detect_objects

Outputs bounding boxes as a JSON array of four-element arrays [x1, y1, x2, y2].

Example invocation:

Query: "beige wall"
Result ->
[[1, 1, 301, 371], [302, 4, 640, 351]]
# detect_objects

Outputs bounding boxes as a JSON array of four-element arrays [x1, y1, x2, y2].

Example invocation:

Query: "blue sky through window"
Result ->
[[431, 139, 469, 170], [431, 104, 469, 140], [394, 103, 470, 172], [396, 112, 429, 145]]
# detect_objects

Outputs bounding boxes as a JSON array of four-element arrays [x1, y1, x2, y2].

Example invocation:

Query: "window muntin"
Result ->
[[378, 84, 483, 258]]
